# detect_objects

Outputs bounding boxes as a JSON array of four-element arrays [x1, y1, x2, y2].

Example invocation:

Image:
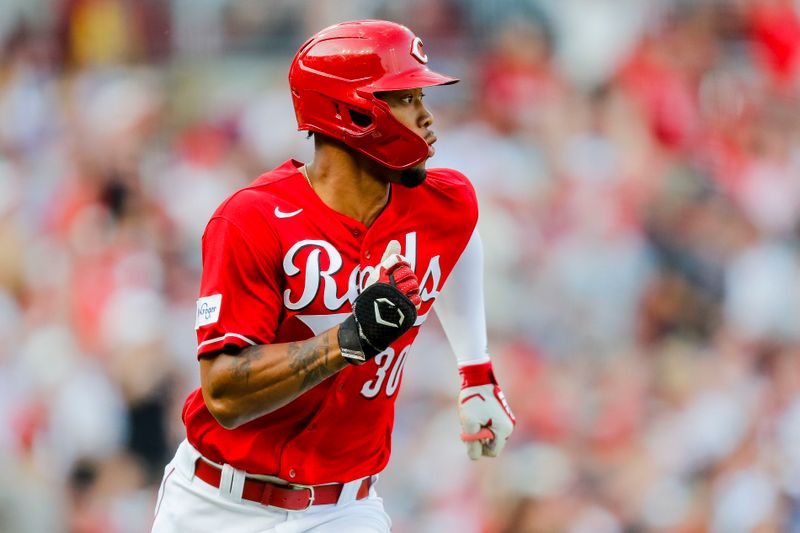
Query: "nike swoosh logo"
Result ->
[[274, 206, 303, 219]]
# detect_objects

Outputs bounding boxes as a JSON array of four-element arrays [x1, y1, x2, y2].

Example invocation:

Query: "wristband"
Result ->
[[458, 361, 497, 388]]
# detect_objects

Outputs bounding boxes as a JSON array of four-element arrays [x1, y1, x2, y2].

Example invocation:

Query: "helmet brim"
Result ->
[[366, 68, 459, 93]]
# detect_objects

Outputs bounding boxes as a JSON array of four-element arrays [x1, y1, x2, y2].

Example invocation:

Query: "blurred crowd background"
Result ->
[[0, 0, 799, 531]]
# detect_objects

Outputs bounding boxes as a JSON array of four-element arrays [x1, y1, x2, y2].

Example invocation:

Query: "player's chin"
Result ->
[[399, 165, 427, 188]]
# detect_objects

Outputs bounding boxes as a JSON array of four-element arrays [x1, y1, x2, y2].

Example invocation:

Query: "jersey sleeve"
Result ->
[[429, 168, 479, 234], [195, 216, 283, 358]]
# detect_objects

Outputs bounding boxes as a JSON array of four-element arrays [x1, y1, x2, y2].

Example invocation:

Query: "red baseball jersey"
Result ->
[[182, 159, 478, 484]]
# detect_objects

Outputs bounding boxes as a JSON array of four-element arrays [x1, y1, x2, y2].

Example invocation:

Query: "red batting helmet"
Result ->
[[288, 20, 458, 170]]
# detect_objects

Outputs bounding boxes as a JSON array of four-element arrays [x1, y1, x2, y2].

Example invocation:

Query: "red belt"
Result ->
[[193, 459, 371, 511]]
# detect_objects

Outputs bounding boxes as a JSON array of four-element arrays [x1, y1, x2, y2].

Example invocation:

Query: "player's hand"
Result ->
[[458, 361, 515, 459], [337, 240, 419, 365], [365, 240, 421, 309]]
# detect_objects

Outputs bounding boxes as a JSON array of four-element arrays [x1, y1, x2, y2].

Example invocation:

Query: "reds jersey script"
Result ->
[[182, 159, 478, 485]]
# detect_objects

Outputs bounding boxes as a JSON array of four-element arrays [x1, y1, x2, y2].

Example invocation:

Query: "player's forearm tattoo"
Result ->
[[231, 347, 261, 384], [288, 336, 331, 391]]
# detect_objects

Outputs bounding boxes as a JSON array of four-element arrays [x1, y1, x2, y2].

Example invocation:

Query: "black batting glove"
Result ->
[[338, 240, 419, 364]]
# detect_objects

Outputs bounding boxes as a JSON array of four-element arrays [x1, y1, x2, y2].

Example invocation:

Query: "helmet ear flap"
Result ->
[[335, 102, 375, 134], [347, 109, 372, 129], [293, 90, 376, 139], [345, 101, 430, 170]]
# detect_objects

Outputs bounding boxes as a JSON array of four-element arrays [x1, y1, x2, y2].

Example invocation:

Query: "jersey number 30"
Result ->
[[360, 345, 411, 399]]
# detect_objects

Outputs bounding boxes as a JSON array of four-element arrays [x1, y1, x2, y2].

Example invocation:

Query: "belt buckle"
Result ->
[[287, 482, 316, 511]]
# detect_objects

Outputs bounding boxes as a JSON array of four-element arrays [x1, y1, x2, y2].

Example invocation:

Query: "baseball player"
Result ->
[[152, 20, 515, 533]]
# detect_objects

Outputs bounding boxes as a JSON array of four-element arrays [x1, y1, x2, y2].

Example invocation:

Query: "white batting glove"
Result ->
[[458, 361, 516, 460]]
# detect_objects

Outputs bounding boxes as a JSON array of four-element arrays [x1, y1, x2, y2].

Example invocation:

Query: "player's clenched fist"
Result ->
[[364, 240, 421, 308], [338, 240, 420, 365], [458, 361, 515, 459]]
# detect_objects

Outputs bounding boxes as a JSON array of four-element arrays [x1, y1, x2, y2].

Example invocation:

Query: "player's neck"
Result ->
[[305, 149, 392, 227]]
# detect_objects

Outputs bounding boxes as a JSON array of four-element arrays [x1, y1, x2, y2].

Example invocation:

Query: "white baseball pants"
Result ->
[[151, 440, 392, 533]]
